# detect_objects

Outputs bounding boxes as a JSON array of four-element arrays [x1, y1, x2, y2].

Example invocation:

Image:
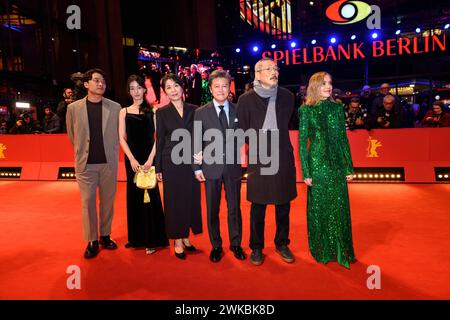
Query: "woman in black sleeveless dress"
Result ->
[[119, 75, 168, 255]]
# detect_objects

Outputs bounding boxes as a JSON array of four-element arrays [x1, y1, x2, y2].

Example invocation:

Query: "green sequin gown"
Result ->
[[298, 99, 356, 268]]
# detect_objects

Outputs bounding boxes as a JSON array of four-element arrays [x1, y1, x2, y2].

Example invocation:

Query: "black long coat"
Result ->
[[155, 102, 202, 238], [237, 87, 297, 205]]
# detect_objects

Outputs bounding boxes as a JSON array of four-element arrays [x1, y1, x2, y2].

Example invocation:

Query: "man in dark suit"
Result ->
[[237, 58, 297, 266], [193, 70, 246, 263], [188, 64, 202, 106]]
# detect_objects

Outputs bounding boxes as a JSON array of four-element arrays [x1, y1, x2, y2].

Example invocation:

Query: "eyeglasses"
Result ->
[[90, 79, 106, 85], [256, 66, 280, 73]]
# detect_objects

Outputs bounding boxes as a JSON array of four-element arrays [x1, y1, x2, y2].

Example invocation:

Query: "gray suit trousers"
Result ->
[[76, 163, 117, 241]]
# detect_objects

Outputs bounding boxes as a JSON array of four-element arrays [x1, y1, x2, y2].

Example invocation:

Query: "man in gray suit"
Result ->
[[193, 70, 246, 263], [66, 68, 121, 259]]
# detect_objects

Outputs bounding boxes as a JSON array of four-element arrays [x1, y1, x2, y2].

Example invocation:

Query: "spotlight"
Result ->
[[380, 174, 384, 178], [391, 174, 395, 178], [330, 37, 337, 44], [438, 174, 443, 179], [395, 30, 401, 35], [271, 44, 276, 49], [445, 23, 450, 30], [435, 95, 441, 100], [371, 32, 378, 39], [416, 27, 421, 33], [311, 39, 317, 45], [363, 174, 368, 178], [235, 48, 241, 53], [350, 35, 356, 40], [58, 167, 76, 180], [309, 1, 314, 6], [357, 174, 362, 178], [445, 175, 449, 179], [290, 41, 297, 48], [374, 174, 379, 178], [252, 46, 259, 52], [396, 174, 401, 178]]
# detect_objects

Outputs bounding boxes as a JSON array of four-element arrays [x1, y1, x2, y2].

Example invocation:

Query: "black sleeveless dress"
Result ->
[[124, 109, 169, 248]]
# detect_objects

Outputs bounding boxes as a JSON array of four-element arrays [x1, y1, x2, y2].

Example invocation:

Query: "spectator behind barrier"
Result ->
[[345, 97, 369, 130], [421, 101, 450, 128], [375, 95, 405, 129], [9, 112, 42, 134], [42, 106, 61, 133]]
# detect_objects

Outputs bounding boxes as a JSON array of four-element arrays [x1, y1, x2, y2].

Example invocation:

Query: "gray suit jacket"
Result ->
[[193, 101, 243, 179], [66, 97, 121, 173]]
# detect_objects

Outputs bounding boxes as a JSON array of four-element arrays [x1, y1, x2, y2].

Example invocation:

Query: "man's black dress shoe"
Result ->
[[209, 247, 223, 263], [99, 235, 118, 250], [230, 246, 246, 260], [84, 241, 99, 259]]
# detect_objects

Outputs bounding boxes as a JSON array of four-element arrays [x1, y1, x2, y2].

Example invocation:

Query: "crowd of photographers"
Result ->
[[1, 79, 449, 135]]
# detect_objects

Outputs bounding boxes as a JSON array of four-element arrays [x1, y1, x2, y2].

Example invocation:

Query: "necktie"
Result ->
[[218, 105, 228, 132]]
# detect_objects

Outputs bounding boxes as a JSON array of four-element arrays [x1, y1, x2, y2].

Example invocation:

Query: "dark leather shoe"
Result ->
[[99, 236, 118, 250], [209, 247, 223, 263], [84, 241, 99, 259], [250, 249, 264, 266], [184, 243, 197, 252], [276, 245, 295, 263], [230, 246, 246, 260], [175, 251, 186, 260]]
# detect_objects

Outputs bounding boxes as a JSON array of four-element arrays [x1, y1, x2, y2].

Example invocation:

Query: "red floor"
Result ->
[[0, 181, 449, 300]]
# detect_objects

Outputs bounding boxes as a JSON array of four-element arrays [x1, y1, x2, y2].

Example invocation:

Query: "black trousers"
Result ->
[[249, 202, 291, 250], [205, 171, 242, 249]]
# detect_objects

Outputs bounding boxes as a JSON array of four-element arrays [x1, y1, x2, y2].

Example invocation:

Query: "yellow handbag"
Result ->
[[133, 166, 157, 203]]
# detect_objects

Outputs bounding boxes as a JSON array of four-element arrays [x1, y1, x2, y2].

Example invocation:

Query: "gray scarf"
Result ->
[[253, 80, 278, 130]]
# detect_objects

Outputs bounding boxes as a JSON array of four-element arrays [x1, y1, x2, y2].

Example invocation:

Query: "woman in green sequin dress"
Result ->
[[298, 72, 356, 268]]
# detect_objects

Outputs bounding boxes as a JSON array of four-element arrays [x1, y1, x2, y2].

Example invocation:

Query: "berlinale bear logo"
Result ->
[[0, 143, 6, 159], [366, 137, 382, 158], [326, 0, 381, 29]]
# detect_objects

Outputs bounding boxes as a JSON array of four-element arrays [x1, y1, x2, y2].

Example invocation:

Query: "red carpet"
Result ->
[[0, 181, 449, 300]]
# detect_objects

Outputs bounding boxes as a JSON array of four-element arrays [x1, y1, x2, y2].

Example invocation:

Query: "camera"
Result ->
[[346, 108, 368, 130]]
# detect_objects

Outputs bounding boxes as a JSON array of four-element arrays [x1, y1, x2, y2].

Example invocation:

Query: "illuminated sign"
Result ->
[[240, 0, 292, 39], [262, 34, 446, 65], [326, 0, 380, 29]]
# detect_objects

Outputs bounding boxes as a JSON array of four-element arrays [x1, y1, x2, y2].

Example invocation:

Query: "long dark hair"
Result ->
[[126, 74, 152, 113]]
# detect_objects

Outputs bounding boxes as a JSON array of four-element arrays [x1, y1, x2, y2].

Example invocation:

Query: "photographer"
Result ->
[[375, 95, 405, 129], [42, 106, 61, 133], [56, 88, 74, 133], [9, 112, 42, 134], [421, 101, 450, 128], [345, 97, 369, 130]]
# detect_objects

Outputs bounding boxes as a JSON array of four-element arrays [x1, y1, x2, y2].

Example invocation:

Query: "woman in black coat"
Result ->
[[155, 73, 202, 260]]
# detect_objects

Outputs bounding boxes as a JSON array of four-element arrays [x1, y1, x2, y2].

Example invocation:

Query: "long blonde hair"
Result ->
[[304, 72, 334, 106]]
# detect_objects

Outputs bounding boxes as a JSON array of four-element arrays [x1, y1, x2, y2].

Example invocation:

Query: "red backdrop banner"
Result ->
[[1, 128, 449, 182]]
